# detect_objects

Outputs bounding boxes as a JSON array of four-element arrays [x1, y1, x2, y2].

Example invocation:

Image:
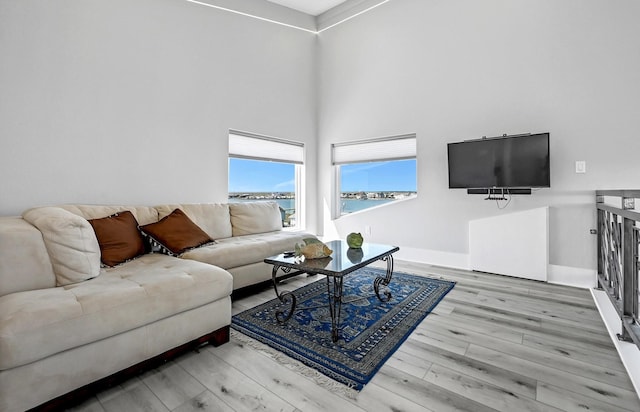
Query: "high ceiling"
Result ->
[[266, 0, 349, 16]]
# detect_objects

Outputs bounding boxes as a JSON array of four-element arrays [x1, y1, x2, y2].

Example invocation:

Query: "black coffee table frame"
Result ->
[[264, 241, 400, 342]]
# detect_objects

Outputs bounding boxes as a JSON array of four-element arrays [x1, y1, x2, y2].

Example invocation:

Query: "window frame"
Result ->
[[228, 130, 305, 230], [332, 134, 417, 218]]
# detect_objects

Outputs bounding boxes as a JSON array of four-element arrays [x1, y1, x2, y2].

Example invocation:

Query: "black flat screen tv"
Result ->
[[447, 133, 550, 189]]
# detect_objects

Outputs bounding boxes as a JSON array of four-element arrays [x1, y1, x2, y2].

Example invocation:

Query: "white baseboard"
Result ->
[[547, 264, 596, 289], [331, 241, 595, 289], [396, 249, 595, 290], [394, 246, 469, 270], [392, 248, 597, 290], [591, 289, 640, 399]]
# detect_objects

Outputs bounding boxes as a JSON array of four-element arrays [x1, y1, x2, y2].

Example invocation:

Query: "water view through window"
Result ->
[[228, 158, 298, 227], [339, 159, 417, 214], [229, 158, 417, 224]]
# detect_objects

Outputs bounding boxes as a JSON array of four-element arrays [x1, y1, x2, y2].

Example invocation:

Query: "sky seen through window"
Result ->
[[229, 158, 416, 193]]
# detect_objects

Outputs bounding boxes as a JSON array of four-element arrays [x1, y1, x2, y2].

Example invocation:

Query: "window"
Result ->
[[332, 134, 417, 216], [228, 130, 304, 229]]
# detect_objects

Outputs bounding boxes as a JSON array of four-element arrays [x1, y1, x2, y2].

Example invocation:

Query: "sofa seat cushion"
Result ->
[[180, 231, 315, 269], [180, 237, 270, 270], [234, 231, 317, 257], [0, 254, 232, 370]]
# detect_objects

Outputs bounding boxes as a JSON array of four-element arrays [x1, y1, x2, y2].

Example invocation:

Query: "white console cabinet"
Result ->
[[469, 207, 549, 281]]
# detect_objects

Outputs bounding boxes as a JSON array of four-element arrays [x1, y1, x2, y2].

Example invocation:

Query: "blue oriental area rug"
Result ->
[[231, 268, 455, 390]]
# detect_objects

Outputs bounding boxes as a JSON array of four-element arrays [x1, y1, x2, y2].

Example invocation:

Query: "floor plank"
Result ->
[[99, 380, 169, 412], [465, 344, 639, 411], [351, 382, 435, 412], [536, 382, 639, 412], [423, 364, 562, 412], [400, 338, 538, 399], [384, 348, 434, 379], [521, 334, 627, 372], [373, 365, 500, 412], [172, 390, 235, 412], [446, 301, 615, 349], [424, 310, 526, 344], [66, 397, 105, 412], [178, 350, 297, 412], [208, 338, 366, 412], [409, 327, 470, 356]]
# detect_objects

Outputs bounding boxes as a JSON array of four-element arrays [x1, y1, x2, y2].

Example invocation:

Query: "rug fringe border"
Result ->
[[230, 329, 359, 400]]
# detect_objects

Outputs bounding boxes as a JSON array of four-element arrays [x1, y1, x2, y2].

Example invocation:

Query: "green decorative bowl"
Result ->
[[346, 232, 364, 249]]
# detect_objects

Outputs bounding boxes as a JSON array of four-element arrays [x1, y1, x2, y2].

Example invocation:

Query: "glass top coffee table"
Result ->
[[264, 240, 400, 342]]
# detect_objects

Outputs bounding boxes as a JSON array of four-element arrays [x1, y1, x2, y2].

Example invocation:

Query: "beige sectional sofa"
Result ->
[[0, 201, 314, 412]]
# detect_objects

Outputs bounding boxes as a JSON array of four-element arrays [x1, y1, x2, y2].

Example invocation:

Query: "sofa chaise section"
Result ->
[[0, 207, 233, 412], [0, 254, 231, 372]]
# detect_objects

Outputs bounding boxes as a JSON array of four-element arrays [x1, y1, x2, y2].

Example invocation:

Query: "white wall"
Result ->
[[0, 0, 318, 232], [317, 0, 640, 282]]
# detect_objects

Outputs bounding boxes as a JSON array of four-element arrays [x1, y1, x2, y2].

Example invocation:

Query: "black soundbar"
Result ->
[[467, 188, 532, 195]]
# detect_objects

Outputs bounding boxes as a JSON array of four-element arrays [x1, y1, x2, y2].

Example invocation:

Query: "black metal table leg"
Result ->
[[272, 264, 296, 323], [374, 254, 394, 302], [326, 275, 344, 342]]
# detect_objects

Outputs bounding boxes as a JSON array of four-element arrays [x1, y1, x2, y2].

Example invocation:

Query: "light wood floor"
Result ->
[[69, 261, 640, 412]]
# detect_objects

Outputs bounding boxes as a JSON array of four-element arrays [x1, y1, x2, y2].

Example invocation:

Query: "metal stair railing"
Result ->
[[596, 190, 640, 348]]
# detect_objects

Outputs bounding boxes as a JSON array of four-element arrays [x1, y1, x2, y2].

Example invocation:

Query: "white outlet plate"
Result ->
[[575, 161, 586, 174]]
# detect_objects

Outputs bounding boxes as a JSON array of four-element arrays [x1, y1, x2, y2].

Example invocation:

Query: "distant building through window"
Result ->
[[332, 134, 417, 216], [228, 130, 304, 228]]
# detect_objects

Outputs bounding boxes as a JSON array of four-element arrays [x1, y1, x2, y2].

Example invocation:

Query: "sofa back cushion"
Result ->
[[23, 207, 101, 286], [59, 205, 159, 226], [229, 202, 282, 236], [0, 217, 56, 296], [155, 204, 232, 240]]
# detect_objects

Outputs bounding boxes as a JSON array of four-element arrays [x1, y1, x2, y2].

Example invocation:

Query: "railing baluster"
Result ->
[[613, 216, 623, 300], [633, 227, 639, 326], [621, 216, 635, 342], [597, 206, 603, 286]]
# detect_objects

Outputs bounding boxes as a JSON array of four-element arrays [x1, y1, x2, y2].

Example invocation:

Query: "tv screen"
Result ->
[[447, 133, 550, 189]]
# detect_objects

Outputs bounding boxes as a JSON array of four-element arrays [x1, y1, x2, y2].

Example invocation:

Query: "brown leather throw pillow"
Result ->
[[88, 211, 146, 267], [139, 208, 213, 255]]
